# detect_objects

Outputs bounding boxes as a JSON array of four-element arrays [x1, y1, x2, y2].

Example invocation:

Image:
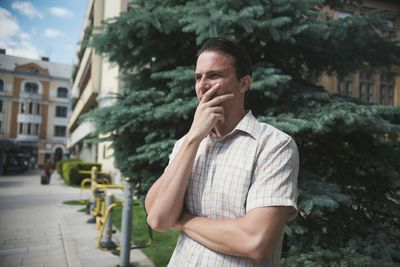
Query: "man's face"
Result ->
[[195, 51, 244, 103]]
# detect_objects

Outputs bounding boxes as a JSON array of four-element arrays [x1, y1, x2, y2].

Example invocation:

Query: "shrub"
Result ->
[[57, 158, 81, 177], [63, 161, 102, 185]]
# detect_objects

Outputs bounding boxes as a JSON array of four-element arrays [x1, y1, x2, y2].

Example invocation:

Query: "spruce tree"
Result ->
[[86, 0, 400, 265]]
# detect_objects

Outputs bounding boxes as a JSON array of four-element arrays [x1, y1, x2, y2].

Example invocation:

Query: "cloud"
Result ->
[[11, 1, 43, 19], [0, 8, 20, 37], [44, 28, 65, 38], [6, 40, 41, 59], [0, 7, 40, 60], [49, 7, 73, 18], [19, 32, 31, 41]]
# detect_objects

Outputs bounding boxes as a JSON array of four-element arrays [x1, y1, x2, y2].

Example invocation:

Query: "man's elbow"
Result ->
[[246, 238, 274, 262], [248, 250, 270, 263], [147, 214, 171, 232]]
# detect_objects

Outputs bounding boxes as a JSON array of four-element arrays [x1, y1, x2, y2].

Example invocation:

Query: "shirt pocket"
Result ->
[[210, 161, 253, 219]]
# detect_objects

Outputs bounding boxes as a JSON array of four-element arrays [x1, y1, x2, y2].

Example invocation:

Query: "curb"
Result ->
[[60, 221, 82, 267]]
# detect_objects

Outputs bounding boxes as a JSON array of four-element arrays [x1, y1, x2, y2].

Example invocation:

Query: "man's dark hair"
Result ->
[[197, 37, 252, 79]]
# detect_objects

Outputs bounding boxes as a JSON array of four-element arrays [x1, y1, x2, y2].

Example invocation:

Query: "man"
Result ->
[[145, 37, 299, 266]]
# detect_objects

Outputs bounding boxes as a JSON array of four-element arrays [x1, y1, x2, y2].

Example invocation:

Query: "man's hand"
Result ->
[[188, 83, 234, 142]]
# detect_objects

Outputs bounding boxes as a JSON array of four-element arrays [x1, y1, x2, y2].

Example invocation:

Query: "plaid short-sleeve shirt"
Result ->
[[168, 111, 299, 267]]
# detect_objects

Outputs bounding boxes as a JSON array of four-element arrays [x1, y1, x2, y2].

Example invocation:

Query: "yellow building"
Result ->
[[68, 0, 128, 183], [0, 51, 71, 168], [318, 0, 400, 106]]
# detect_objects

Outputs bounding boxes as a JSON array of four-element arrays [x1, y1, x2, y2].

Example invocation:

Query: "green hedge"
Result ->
[[57, 158, 81, 177], [62, 161, 102, 186]]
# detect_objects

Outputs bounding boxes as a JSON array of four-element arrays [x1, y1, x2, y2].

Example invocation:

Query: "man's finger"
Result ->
[[210, 106, 224, 115], [207, 93, 234, 106], [200, 83, 220, 103]]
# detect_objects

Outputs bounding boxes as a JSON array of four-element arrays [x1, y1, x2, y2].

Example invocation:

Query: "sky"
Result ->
[[0, 0, 88, 65]]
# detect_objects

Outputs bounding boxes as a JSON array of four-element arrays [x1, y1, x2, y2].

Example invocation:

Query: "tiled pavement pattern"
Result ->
[[0, 170, 154, 267]]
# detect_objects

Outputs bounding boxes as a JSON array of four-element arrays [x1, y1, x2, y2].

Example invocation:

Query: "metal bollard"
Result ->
[[100, 192, 117, 250], [118, 179, 133, 267], [87, 166, 98, 224]]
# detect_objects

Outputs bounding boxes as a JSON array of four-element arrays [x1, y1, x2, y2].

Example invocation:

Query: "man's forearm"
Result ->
[[145, 137, 200, 231], [174, 208, 289, 262], [146, 85, 235, 232], [174, 213, 259, 260]]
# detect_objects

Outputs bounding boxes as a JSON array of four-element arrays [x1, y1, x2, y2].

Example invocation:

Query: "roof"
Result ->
[[0, 53, 72, 80]]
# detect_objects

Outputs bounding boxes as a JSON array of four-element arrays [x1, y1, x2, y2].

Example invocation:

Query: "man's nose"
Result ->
[[198, 76, 211, 92]]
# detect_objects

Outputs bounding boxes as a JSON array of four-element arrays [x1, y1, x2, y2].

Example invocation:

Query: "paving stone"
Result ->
[[1, 256, 23, 266], [0, 171, 154, 267]]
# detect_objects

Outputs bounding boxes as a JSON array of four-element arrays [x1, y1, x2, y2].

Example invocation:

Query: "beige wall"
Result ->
[[0, 73, 13, 136], [69, 0, 126, 178], [95, 0, 127, 175]]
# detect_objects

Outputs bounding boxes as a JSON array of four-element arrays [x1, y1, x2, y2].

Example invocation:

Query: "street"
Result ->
[[0, 170, 154, 267], [0, 170, 79, 267]]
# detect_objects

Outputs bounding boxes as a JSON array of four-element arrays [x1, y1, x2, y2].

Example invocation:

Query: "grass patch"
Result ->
[[112, 201, 179, 267], [63, 199, 89, 212], [63, 199, 89, 205]]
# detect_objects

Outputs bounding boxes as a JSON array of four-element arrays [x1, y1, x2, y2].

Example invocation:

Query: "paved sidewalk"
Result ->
[[0, 170, 155, 267]]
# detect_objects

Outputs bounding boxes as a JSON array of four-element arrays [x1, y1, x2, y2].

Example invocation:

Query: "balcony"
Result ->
[[17, 114, 42, 124], [67, 79, 98, 130], [67, 121, 96, 148], [16, 134, 39, 142]]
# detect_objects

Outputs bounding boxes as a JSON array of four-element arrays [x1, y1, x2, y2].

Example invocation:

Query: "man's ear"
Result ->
[[240, 75, 252, 93]]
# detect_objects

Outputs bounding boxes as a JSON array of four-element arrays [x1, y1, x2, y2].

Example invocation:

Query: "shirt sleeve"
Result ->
[[165, 137, 184, 171], [246, 136, 299, 221]]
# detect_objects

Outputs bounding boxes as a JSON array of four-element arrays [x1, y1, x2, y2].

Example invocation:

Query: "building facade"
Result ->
[[318, 0, 400, 106], [68, 0, 128, 182], [0, 51, 71, 168]]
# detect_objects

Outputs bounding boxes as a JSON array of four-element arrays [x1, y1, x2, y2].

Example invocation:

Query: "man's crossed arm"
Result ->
[[172, 206, 291, 262]]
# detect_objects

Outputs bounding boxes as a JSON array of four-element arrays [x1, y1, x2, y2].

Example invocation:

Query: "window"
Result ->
[[0, 100, 2, 112], [0, 79, 4, 91], [24, 82, 39, 94], [34, 124, 40, 135], [380, 72, 395, 105], [55, 106, 67, 117], [338, 79, 352, 97], [367, 85, 373, 103], [380, 86, 386, 104], [27, 123, 31, 135], [346, 82, 353, 96], [360, 82, 373, 102], [338, 81, 345, 95], [57, 87, 68, 98], [20, 102, 26, 113], [19, 123, 23, 134], [36, 103, 40, 115], [54, 126, 66, 137], [360, 83, 366, 101], [29, 102, 33, 114], [388, 86, 394, 105], [0, 121, 2, 133]]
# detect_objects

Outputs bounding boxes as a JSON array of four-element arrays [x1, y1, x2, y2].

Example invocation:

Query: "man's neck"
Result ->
[[212, 107, 246, 138]]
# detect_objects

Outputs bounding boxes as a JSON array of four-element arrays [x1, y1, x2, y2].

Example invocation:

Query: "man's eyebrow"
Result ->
[[195, 70, 225, 76], [208, 70, 224, 74]]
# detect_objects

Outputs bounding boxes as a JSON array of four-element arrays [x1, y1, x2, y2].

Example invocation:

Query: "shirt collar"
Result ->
[[210, 110, 259, 141], [234, 110, 259, 140]]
